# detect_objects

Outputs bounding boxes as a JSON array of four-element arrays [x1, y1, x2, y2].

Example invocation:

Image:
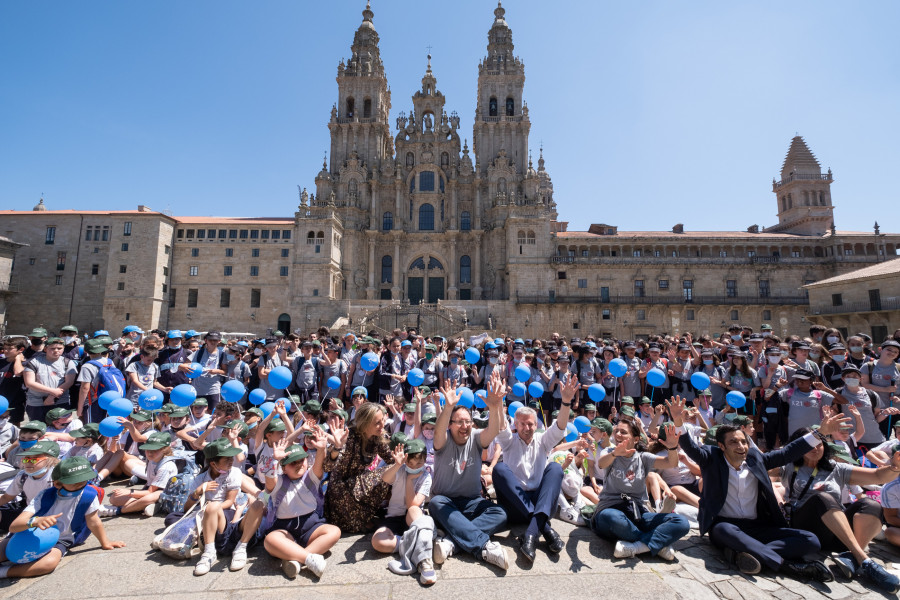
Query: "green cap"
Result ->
[[20, 420, 48, 434], [203, 437, 242, 459], [265, 419, 286, 433], [732, 415, 753, 426], [280, 445, 308, 466], [331, 409, 349, 421], [621, 396, 635, 406], [302, 400, 322, 415], [85, 339, 107, 354], [225, 419, 250, 438], [130, 409, 153, 422], [827, 442, 856, 465], [169, 407, 190, 418], [551, 410, 560, 420], [403, 403, 417, 413], [29, 327, 48, 338], [419, 386, 432, 396], [704, 426, 720, 445], [95, 335, 115, 346], [46, 337, 64, 345], [244, 407, 264, 419], [656, 421, 675, 441], [697, 388, 712, 396], [584, 403, 596, 411], [191, 398, 208, 407], [20, 440, 61, 457], [46, 407, 74, 424], [273, 330, 284, 337], [421, 413, 437, 425], [590, 418, 613, 434], [60, 325, 78, 334], [390, 431, 408, 450], [70, 423, 101, 440], [405, 439, 427, 455], [160, 403, 177, 414], [52, 456, 97, 485], [620, 405, 636, 418], [639, 397, 651, 405], [425, 344, 437, 351], [139, 432, 172, 451]]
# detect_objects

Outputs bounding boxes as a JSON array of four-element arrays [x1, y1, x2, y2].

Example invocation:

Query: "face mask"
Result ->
[[850, 346, 863, 354], [451, 357, 458, 364], [64, 336, 76, 344], [426, 353, 433, 360], [405, 465, 424, 474], [832, 355, 845, 363], [810, 352, 821, 359], [703, 359, 713, 366], [844, 378, 860, 388], [422, 429, 435, 440], [762, 332, 771, 337], [28, 465, 49, 478], [19, 439, 38, 450], [253, 348, 263, 356], [171, 344, 182, 350], [827, 336, 840, 344], [731, 334, 742, 341], [58, 487, 82, 497], [0, 418, 7, 429], [767, 356, 780, 364], [489, 357, 498, 365], [780, 350, 789, 358]]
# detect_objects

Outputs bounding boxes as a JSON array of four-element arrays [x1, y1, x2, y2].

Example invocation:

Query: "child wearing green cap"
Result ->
[[0, 457, 125, 579], [253, 400, 294, 492], [0, 440, 61, 531], [100, 432, 178, 518], [64, 424, 124, 484]]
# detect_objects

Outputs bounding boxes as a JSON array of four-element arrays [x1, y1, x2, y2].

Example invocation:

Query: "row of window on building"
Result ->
[[176, 228, 293, 240], [171, 288, 269, 308], [185, 248, 290, 259], [188, 265, 289, 277], [380, 209, 471, 232], [555, 276, 807, 300], [378, 255, 472, 285]]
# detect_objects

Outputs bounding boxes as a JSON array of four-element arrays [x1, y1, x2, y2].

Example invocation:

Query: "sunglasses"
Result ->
[[22, 456, 47, 464]]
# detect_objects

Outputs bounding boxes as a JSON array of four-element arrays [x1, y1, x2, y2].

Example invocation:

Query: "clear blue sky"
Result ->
[[2, 1, 898, 233]]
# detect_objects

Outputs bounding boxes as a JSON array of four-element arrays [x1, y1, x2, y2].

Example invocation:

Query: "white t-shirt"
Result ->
[[386, 470, 432, 518], [26, 488, 100, 545], [147, 457, 179, 489], [6, 469, 54, 503], [273, 470, 322, 519], [65, 443, 104, 465], [881, 478, 900, 510], [255, 443, 281, 483], [47, 420, 84, 455], [194, 466, 242, 502]]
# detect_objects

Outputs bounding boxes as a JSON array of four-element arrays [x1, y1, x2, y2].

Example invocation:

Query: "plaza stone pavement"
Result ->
[[3, 484, 900, 600]]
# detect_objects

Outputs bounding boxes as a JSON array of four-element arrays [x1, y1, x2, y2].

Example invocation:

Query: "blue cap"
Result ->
[[586, 341, 596, 348], [485, 342, 497, 349], [185, 330, 198, 338], [351, 386, 368, 398], [515, 338, 524, 345], [494, 338, 503, 346], [236, 340, 249, 347], [93, 330, 109, 337], [401, 340, 412, 347], [123, 325, 143, 334], [167, 330, 183, 339]]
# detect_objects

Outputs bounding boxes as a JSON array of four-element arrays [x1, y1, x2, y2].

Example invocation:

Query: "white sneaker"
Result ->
[[657, 545, 676, 561], [282, 559, 301, 579], [558, 506, 586, 526], [194, 553, 215, 576], [433, 538, 455, 564], [614, 540, 651, 559], [304, 553, 326, 579], [486, 485, 496, 499], [659, 497, 677, 514], [97, 505, 118, 518], [230, 547, 248, 571], [418, 558, 437, 585], [481, 540, 510, 571], [143, 503, 157, 517]]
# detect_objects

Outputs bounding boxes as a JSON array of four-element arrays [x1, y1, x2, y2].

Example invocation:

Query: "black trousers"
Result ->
[[709, 517, 820, 571]]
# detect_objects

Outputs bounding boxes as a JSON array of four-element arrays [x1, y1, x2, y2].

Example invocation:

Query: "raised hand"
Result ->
[[486, 371, 507, 409], [392, 443, 407, 465], [331, 420, 349, 450], [818, 412, 852, 437], [660, 424, 679, 449], [439, 382, 458, 408], [847, 404, 861, 417], [560, 376, 579, 405], [308, 428, 327, 452], [665, 396, 686, 422], [612, 440, 636, 458], [272, 437, 290, 461]]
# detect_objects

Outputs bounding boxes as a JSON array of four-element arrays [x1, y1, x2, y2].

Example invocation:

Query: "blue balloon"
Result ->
[[514, 364, 531, 383], [407, 368, 425, 387], [565, 422, 578, 442], [646, 368, 666, 388], [5, 527, 60, 564], [170, 384, 197, 407], [327, 376, 342, 390], [588, 383, 606, 403], [437, 392, 445, 407], [474, 389, 488, 408], [528, 381, 545, 398], [98, 390, 121, 411], [107, 397, 133, 418], [574, 415, 592, 434], [99, 416, 124, 438], [249, 388, 267, 406], [726, 391, 747, 409], [691, 372, 711, 390], [361, 352, 379, 372], [259, 401, 276, 418], [186, 362, 203, 378], [608, 358, 628, 378], [221, 380, 246, 403], [138, 389, 164, 411], [508, 401, 524, 418], [0, 395, 8, 415], [268, 366, 293, 390], [465, 347, 481, 364], [457, 387, 475, 409], [512, 382, 527, 398]]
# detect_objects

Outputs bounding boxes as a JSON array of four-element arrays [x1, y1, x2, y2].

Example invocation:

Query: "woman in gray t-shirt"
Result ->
[[590, 419, 689, 560]]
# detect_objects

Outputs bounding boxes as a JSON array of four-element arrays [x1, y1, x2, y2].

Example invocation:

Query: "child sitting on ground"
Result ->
[[0, 440, 60, 531], [99, 432, 177, 518]]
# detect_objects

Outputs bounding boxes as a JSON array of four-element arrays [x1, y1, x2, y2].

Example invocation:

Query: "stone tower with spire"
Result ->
[[767, 135, 834, 235]]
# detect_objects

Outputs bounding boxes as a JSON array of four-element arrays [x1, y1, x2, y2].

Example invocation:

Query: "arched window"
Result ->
[[348, 179, 358, 197], [803, 191, 810, 206], [419, 203, 435, 231], [363, 98, 372, 118], [316, 231, 325, 244], [498, 177, 507, 194], [489, 97, 498, 117], [420, 171, 435, 192], [307, 231, 315, 242], [819, 191, 825, 205], [382, 211, 393, 231], [517, 230, 526, 244], [527, 231, 536, 245], [381, 256, 392, 283], [277, 314, 291, 335], [787, 193, 792, 208], [460, 255, 471, 284], [346, 97, 355, 118], [406, 152, 415, 167], [441, 152, 449, 167], [506, 97, 514, 116], [460, 211, 471, 231]]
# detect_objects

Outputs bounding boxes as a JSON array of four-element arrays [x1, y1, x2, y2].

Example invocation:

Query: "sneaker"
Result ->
[[230, 547, 248, 571], [193, 553, 215, 576], [858, 558, 900, 594], [659, 496, 677, 514], [558, 506, 586, 526], [657, 545, 676, 561], [97, 505, 119, 518], [486, 485, 496, 499], [418, 558, 437, 585], [143, 503, 157, 517], [723, 548, 762, 575], [481, 541, 510, 571], [304, 553, 326, 579], [614, 540, 651, 559], [433, 538, 455, 565], [830, 551, 856, 579], [129, 475, 141, 485], [282, 559, 301, 579]]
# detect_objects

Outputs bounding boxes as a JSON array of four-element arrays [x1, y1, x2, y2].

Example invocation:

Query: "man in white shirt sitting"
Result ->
[[493, 377, 579, 562]]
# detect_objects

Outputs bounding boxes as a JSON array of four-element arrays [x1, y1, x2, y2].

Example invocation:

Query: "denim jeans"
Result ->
[[592, 507, 690, 555], [429, 495, 508, 557], [492, 461, 564, 525]]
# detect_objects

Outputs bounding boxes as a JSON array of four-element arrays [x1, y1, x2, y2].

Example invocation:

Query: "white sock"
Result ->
[[0, 565, 10, 578], [633, 541, 651, 554], [394, 535, 402, 552], [203, 543, 216, 556], [234, 541, 247, 552], [557, 492, 571, 510]]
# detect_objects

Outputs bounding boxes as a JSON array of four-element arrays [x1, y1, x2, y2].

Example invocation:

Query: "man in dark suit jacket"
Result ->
[[669, 397, 847, 582]]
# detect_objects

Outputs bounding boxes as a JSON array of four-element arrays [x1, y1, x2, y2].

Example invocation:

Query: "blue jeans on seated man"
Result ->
[[492, 461, 564, 536], [591, 507, 690, 556], [429, 495, 508, 557]]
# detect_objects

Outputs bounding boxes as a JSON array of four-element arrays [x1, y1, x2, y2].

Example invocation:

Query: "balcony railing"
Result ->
[[773, 172, 833, 189], [549, 255, 884, 266], [810, 296, 900, 316], [516, 293, 808, 306]]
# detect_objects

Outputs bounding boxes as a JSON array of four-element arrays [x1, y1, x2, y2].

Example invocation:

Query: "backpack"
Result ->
[[86, 359, 126, 405], [157, 454, 202, 515], [151, 496, 204, 560], [34, 484, 104, 546]]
